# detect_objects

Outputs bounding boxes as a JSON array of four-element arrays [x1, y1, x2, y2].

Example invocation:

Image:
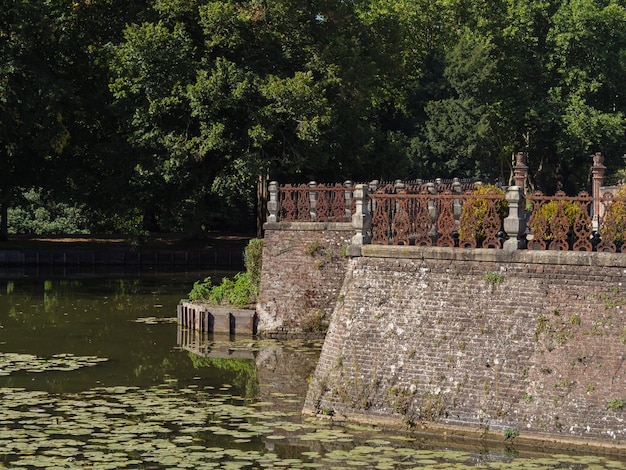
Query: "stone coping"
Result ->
[[263, 222, 353, 231], [361, 244, 626, 268]]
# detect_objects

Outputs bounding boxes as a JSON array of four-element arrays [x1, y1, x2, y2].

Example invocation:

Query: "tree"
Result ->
[[1, 0, 152, 238], [0, 1, 70, 239], [546, 0, 626, 188], [411, 31, 503, 179], [108, 0, 414, 234], [408, 0, 626, 193]]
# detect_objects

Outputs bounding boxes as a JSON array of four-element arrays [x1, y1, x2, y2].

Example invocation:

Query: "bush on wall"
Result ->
[[188, 238, 264, 307], [458, 184, 508, 242], [600, 185, 626, 242]]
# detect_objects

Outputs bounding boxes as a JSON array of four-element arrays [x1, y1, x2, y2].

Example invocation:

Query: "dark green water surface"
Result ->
[[0, 274, 624, 469]]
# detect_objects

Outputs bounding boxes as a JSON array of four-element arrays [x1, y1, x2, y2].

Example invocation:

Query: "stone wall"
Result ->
[[303, 245, 626, 450], [256, 222, 352, 337]]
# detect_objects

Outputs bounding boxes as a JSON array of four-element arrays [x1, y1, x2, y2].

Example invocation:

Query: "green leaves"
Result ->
[[6, 0, 626, 236], [258, 71, 332, 143], [409, 0, 626, 191]]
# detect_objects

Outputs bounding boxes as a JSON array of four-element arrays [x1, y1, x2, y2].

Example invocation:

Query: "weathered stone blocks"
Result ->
[[303, 246, 626, 450], [256, 222, 353, 337]]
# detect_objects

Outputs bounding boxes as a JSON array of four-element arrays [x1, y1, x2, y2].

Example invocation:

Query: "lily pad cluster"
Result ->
[[0, 383, 624, 469], [0, 353, 108, 376]]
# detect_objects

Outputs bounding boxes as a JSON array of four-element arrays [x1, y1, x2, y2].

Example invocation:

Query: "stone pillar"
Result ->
[[514, 152, 528, 191], [347, 184, 371, 256], [368, 180, 379, 215], [308, 181, 318, 221], [452, 177, 462, 223], [267, 181, 279, 223], [503, 186, 526, 251], [426, 182, 438, 238], [592, 152, 606, 232], [343, 180, 354, 221]]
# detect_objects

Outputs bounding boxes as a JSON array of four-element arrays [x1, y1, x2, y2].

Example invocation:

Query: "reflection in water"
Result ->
[[177, 327, 322, 403], [0, 277, 624, 468]]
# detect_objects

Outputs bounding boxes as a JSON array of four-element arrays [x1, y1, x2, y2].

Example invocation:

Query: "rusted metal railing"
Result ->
[[278, 182, 352, 223], [526, 191, 593, 251], [369, 188, 506, 248], [597, 191, 626, 252], [267, 169, 626, 252], [525, 190, 626, 252]]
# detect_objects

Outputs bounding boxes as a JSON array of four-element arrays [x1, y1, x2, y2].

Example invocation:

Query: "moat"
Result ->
[[0, 272, 624, 468]]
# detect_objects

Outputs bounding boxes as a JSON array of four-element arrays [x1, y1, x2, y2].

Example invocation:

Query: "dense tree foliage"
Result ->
[[2, 0, 626, 236]]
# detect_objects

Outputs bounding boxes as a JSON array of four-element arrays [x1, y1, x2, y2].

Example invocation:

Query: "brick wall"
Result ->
[[256, 222, 353, 337], [303, 245, 626, 448]]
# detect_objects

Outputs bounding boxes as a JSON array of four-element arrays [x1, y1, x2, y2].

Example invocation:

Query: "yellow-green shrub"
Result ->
[[601, 185, 626, 242], [529, 200, 580, 240], [458, 184, 508, 241]]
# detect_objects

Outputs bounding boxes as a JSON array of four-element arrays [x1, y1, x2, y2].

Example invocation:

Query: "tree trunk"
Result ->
[[256, 173, 268, 238]]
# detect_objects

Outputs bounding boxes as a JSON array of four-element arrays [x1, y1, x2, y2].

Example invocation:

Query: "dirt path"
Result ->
[[0, 233, 252, 251]]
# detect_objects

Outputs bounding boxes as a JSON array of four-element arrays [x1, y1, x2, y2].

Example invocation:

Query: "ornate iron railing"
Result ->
[[278, 183, 352, 222], [525, 190, 626, 252], [269, 178, 626, 252], [369, 189, 506, 248], [526, 191, 593, 251], [597, 191, 626, 252]]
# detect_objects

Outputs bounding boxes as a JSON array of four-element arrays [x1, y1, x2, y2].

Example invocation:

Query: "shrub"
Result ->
[[188, 277, 214, 301], [600, 185, 626, 242], [529, 200, 580, 240], [244, 238, 264, 288], [187, 238, 263, 307], [503, 427, 519, 439], [8, 188, 91, 235], [458, 184, 508, 241], [301, 310, 329, 334]]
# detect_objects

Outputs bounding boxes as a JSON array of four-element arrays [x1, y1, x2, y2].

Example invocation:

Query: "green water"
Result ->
[[0, 274, 624, 469]]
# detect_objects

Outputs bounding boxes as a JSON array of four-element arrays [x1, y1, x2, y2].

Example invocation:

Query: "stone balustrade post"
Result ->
[[592, 152, 606, 232], [344, 180, 354, 221], [347, 184, 371, 256], [394, 181, 406, 215], [308, 181, 318, 221], [452, 177, 462, 223], [368, 180, 379, 215], [426, 182, 438, 238], [267, 181, 279, 223], [503, 186, 526, 251], [514, 152, 528, 190]]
